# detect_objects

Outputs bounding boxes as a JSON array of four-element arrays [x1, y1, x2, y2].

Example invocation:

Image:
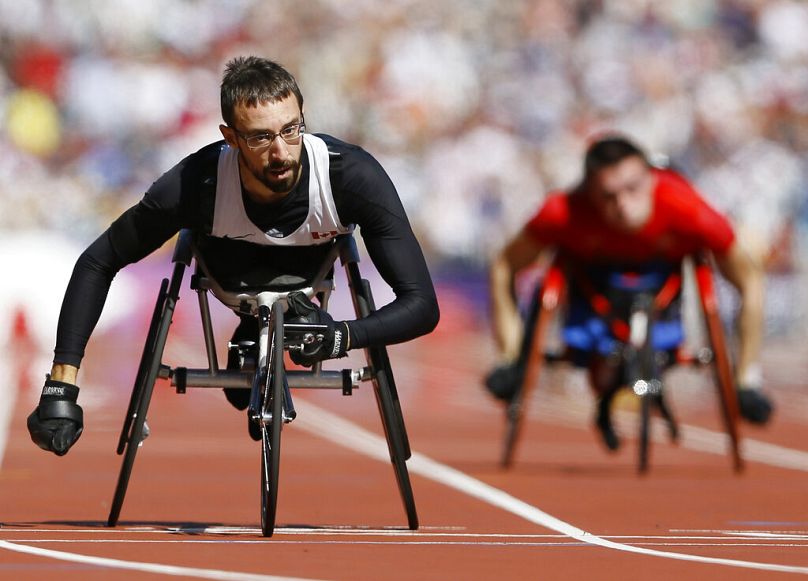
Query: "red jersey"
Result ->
[[524, 168, 735, 265]]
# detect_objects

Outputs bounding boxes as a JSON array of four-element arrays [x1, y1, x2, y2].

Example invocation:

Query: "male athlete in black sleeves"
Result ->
[[28, 56, 439, 455]]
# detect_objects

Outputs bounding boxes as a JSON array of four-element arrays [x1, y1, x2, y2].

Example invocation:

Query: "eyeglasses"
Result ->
[[233, 121, 305, 150]]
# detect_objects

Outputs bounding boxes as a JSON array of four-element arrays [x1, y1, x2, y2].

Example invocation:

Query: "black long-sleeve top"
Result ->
[[54, 134, 439, 367]]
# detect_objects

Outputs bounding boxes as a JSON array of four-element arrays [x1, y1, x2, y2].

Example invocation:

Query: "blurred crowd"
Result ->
[[1, 0, 806, 333]]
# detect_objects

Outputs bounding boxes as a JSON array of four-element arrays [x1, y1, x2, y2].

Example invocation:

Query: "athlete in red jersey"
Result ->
[[525, 168, 734, 264], [488, 136, 772, 449]]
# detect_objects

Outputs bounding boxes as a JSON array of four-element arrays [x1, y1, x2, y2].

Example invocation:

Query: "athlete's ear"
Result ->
[[220, 124, 238, 149]]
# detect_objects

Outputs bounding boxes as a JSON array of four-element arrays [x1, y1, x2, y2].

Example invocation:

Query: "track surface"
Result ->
[[2, 273, 808, 580]]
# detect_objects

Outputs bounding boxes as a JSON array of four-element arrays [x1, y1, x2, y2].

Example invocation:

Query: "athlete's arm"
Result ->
[[679, 175, 766, 387], [489, 230, 545, 361], [332, 145, 439, 348], [713, 233, 766, 387], [51, 160, 192, 372]]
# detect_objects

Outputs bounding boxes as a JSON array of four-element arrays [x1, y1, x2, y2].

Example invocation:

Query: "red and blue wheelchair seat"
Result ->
[[559, 260, 684, 366]]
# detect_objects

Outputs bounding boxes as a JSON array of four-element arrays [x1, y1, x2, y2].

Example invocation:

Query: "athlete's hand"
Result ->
[[484, 362, 523, 402], [285, 292, 349, 367], [737, 387, 773, 425], [27, 377, 84, 456]]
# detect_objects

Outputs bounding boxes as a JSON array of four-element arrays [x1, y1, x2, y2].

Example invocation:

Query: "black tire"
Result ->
[[632, 298, 656, 475], [260, 301, 285, 537], [501, 385, 527, 468], [116, 279, 168, 455], [372, 365, 418, 530], [347, 264, 418, 530], [637, 389, 651, 474], [108, 264, 184, 527], [501, 279, 552, 468]]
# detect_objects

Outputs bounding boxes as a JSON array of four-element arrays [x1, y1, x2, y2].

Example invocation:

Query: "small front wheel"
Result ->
[[260, 301, 285, 537]]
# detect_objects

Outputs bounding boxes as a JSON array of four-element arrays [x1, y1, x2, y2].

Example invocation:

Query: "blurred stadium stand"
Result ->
[[1, 0, 806, 338]]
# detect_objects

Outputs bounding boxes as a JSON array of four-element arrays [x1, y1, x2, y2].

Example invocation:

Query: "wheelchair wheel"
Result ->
[[637, 387, 652, 474], [501, 266, 564, 468], [372, 360, 418, 529], [695, 262, 743, 472], [260, 301, 285, 537], [348, 268, 418, 530], [108, 262, 185, 527], [116, 278, 168, 455], [629, 297, 657, 475], [359, 279, 412, 456]]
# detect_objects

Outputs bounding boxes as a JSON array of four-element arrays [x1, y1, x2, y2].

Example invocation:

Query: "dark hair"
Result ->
[[583, 136, 649, 180], [220, 56, 304, 127]]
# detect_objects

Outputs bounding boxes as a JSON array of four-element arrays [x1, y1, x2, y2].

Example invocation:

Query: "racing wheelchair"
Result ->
[[497, 253, 743, 474], [106, 229, 417, 537]]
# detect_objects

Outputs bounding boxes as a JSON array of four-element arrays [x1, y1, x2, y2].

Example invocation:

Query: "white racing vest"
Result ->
[[211, 133, 352, 245]]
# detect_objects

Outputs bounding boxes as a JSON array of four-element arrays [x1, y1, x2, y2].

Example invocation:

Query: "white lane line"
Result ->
[[4, 528, 808, 543], [443, 363, 808, 474], [674, 529, 808, 536], [680, 425, 808, 472], [295, 399, 808, 575], [4, 539, 808, 549], [0, 540, 324, 581]]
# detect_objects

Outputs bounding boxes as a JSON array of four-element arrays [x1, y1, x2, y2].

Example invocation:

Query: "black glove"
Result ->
[[737, 387, 773, 425], [285, 291, 349, 367], [484, 362, 524, 402], [27, 376, 84, 456]]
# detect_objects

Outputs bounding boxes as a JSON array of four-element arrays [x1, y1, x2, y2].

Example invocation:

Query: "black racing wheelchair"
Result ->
[[106, 229, 417, 537], [497, 253, 743, 474]]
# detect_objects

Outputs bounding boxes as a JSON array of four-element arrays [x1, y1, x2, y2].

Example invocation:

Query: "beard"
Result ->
[[260, 159, 300, 194], [240, 155, 301, 195]]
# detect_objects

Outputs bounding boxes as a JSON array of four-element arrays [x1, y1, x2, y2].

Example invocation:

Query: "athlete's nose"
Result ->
[[615, 190, 632, 218], [267, 137, 289, 159]]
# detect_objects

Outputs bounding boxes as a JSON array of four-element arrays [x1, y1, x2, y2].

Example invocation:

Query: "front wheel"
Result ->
[[260, 301, 285, 537], [637, 387, 652, 474]]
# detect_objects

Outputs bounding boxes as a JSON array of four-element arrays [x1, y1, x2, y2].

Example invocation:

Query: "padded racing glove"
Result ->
[[484, 362, 523, 402], [737, 387, 773, 425], [27, 376, 84, 456], [285, 291, 349, 367]]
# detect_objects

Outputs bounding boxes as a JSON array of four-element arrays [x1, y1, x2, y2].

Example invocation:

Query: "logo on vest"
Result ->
[[312, 230, 338, 240]]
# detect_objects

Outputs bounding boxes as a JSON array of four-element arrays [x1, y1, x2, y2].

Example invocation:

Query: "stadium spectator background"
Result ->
[[1, 0, 805, 338]]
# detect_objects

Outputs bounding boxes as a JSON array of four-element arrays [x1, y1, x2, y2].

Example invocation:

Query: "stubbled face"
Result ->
[[589, 155, 656, 231], [220, 94, 304, 201]]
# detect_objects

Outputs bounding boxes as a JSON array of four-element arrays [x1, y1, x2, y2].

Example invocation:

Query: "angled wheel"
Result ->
[[694, 258, 743, 472], [372, 358, 417, 529], [116, 278, 168, 455], [108, 262, 186, 527], [260, 301, 285, 537], [502, 264, 565, 468], [346, 261, 417, 530]]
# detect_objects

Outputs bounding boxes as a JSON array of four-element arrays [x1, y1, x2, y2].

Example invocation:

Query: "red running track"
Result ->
[[2, 283, 808, 581]]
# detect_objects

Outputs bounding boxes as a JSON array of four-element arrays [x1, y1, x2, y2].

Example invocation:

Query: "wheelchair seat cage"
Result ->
[[107, 230, 418, 537]]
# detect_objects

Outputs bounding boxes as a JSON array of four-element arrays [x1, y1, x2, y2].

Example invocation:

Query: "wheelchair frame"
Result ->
[[106, 230, 418, 537], [501, 253, 743, 474]]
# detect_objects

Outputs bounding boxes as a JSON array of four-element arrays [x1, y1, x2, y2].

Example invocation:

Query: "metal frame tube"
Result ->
[[171, 369, 354, 390], [197, 290, 219, 374]]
